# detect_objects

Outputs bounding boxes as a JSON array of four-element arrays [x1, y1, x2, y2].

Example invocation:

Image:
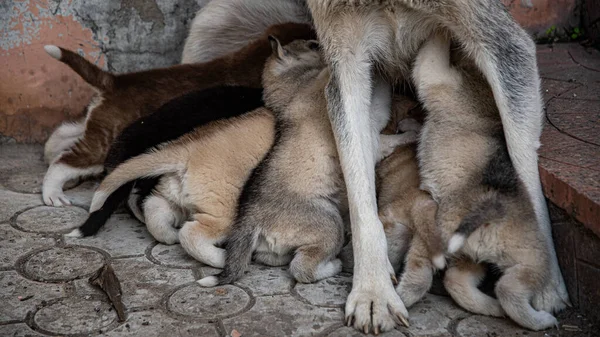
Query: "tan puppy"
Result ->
[[42, 23, 315, 207], [414, 33, 557, 331], [86, 108, 275, 268]]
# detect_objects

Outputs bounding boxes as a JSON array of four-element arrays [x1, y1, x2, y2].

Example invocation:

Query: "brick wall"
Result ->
[[550, 202, 600, 323]]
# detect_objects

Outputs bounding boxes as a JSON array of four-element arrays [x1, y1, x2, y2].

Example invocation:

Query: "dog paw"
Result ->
[[526, 310, 558, 331], [345, 279, 409, 334], [43, 190, 71, 207], [397, 118, 422, 133]]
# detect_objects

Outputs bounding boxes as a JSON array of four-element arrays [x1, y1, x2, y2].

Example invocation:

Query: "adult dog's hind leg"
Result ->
[[409, 0, 569, 310], [307, 4, 409, 332]]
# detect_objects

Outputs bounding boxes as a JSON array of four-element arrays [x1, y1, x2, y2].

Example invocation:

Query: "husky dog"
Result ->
[[70, 86, 264, 239], [305, 0, 567, 332], [412, 33, 557, 330], [42, 23, 314, 207], [182, 0, 311, 63], [83, 108, 275, 268]]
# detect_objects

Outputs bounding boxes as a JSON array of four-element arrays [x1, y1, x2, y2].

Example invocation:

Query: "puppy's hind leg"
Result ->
[[444, 258, 505, 317], [179, 213, 227, 268], [396, 236, 434, 308], [43, 159, 103, 207], [308, 3, 409, 331], [496, 265, 557, 330], [143, 194, 181, 245], [289, 243, 343, 283]]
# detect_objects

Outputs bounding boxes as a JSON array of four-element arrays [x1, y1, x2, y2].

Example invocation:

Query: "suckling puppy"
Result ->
[[42, 23, 315, 207], [413, 33, 557, 331], [198, 37, 417, 287], [71, 86, 264, 239], [83, 108, 275, 268]]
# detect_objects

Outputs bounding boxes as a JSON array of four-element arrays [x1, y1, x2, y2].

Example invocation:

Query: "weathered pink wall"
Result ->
[[0, 0, 581, 143]]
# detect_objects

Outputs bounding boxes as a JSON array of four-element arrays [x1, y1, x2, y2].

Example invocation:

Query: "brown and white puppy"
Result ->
[[42, 23, 315, 207], [85, 108, 275, 268], [198, 37, 416, 287], [413, 33, 557, 331]]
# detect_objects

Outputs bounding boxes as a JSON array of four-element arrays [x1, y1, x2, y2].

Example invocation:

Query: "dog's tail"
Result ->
[[66, 148, 184, 238], [448, 193, 507, 253], [44, 45, 114, 92], [197, 219, 258, 287]]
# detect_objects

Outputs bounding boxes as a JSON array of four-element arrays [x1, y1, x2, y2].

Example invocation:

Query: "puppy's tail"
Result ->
[[44, 45, 114, 92], [410, 195, 447, 269], [448, 193, 506, 254], [66, 147, 183, 238], [197, 220, 258, 287]]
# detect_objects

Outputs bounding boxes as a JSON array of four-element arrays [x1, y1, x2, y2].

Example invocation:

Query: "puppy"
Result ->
[[305, 0, 567, 331], [182, 0, 311, 63], [42, 23, 315, 207], [84, 108, 275, 268], [413, 33, 557, 331], [70, 86, 264, 238], [198, 37, 417, 287]]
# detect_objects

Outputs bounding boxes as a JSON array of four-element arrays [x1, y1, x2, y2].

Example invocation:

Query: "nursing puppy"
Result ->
[[182, 0, 311, 63], [306, 0, 567, 332], [70, 86, 264, 239], [42, 23, 315, 207], [84, 108, 275, 268], [198, 38, 416, 288], [414, 33, 556, 330]]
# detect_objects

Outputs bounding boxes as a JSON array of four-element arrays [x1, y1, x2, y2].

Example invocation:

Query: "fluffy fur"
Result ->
[[181, 0, 311, 63], [198, 38, 417, 288], [413, 33, 557, 331], [71, 86, 264, 238], [305, 0, 567, 332], [42, 23, 315, 207], [83, 108, 275, 268]]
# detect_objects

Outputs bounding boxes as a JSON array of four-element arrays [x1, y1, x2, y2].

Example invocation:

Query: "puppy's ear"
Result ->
[[268, 35, 286, 59]]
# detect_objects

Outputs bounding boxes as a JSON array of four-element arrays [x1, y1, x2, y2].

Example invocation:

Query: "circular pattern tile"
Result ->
[[169, 284, 250, 319], [455, 315, 543, 337], [4, 167, 45, 194], [34, 298, 117, 335], [16, 206, 87, 233], [22, 247, 105, 282], [150, 244, 202, 268], [294, 273, 351, 307]]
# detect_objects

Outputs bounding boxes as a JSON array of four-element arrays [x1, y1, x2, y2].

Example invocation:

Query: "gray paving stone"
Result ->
[[150, 243, 203, 269], [33, 297, 117, 335], [295, 273, 351, 307], [0, 323, 46, 337], [169, 283, 250, 319], [104, 310, 220, 337], [0, 223, 55, 269], [0, 190, 43, 222], [112, 257, 195, 309], [235, 264, 294, 297], [15, 205, 88, 234], [64, 180, 100, 208], [222, 294, 344, 337], [22, 246, 105, 282], [403, 296, 452, 336], [74, 278, 110, 298], [328, 326, 407, 337], [3, 165, 46, 194], [0, 270, 65, 323], [66, 214, 154, 258], [418, 294, 469, 320], [0, 144, 44, 172], [456, 315, 546, 337]]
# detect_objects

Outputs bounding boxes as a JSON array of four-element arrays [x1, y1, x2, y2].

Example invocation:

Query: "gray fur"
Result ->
[[181, 0, 311, 64]]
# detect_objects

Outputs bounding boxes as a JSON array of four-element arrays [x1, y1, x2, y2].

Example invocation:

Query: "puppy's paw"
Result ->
[[43, 189, 71, 207], [397, 118, 422, 133], [345, 277, 409, 334]]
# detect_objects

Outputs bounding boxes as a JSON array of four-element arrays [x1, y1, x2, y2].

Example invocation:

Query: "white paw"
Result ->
[[65, 228, 83, 238], [432, 254, 446, 270], [397, 118, 422, 133], [197, 276, 218, 287], [345, 279, 409, 334], [43, 190, 71, 207], [528, 310, 558, 331], [448, 234, 465, 254]]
